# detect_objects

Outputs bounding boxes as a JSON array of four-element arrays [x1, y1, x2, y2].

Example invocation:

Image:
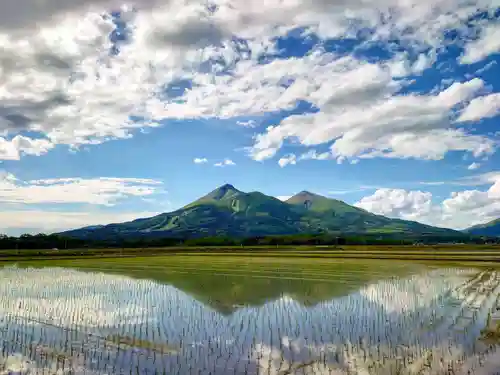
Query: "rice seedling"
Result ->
[[0, 260, 499, 374], [104, 334, 179, 354]]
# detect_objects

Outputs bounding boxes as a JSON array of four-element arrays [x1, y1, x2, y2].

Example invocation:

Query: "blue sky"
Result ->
[[0, 1, 499, 234]]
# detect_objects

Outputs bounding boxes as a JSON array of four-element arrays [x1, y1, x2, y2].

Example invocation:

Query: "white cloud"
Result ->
[[0, 1, 165, 31], [299, 150, 331, 161], [0, 174, 163, 206], [0, 172, 164, 233], [0, 209, 161, 234], [0, 0, 497, 163], [467, 162, 481, 170], [0, 136, 54, 160], [214, 158, 236, 167], [457, 171, 500, 186], [193, 157, 208, 164], [356, 188, 435, 222], [236, 120, 257, 128], [457, 93, 500, 123], [278, 154, 296, 167], [251, 77, 495, 162], [460, 24, 500, 65], [355, 173, 500, 229]]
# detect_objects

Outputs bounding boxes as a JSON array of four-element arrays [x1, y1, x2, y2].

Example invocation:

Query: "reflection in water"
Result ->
[[0, 265, 499, 374]]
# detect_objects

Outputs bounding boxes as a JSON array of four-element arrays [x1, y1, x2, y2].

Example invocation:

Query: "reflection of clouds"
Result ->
[[0, 266, 498, 374], [359, 269, 475, 314], [252, 343, 345, 375], [0, 266, 199, 329], [0, 351, 99, 375], [249, 268, 500, 375], [0, 353, 32, 374]]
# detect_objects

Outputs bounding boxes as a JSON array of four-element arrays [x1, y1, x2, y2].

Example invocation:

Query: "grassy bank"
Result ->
[[0, 244, 498, 263]]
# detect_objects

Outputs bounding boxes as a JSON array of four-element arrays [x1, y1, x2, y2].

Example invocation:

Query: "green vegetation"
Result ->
[[0, 241, 499, 264], [1, 231, 497, 255], [104, 335, 179, 354], [59, 184, 479, 240], [466, 218, 500, 237], [480, 311, 500, 343], [285, 190, 363, 213]]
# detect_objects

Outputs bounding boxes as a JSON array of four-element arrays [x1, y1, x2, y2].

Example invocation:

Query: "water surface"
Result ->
[[0, 257, 499, 374]]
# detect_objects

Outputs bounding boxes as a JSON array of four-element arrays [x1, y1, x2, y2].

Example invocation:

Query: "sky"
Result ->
[[0, 0, 499, 235]]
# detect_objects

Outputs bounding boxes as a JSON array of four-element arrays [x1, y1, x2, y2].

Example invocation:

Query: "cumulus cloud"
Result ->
[[0, 0, 165, 32], [460, 24, 500, 65], [0, 136, 54, 160], [355, 173, 500, 229], [356, 189, 435, 222], [251, 77, 496, 163], [0, 0, 497, 164], [278, 154, 296, 167], [457, 93, 500, 123], [193, 157, 208, 164], [0, 174, 163, 206]]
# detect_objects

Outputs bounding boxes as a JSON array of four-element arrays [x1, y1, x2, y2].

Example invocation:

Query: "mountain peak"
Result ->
[[298, 190, 322, 197], [196, 183, 241, 203], [288, 191, 327, 201], [286, 190, 362, 213], [218, 183, 237, 191], [62, 182, 464, 239], [286, 191, 330, 210]]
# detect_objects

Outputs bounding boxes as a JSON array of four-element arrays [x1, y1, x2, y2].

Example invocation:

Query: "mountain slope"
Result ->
[[286, 191, 364, 214], [62, 184, 464, 239], [465, 218, 500, 237]]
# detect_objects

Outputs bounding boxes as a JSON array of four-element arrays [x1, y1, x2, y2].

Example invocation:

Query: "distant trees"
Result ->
[[0, 231, 496, 251], [0, 233, 87, 250]]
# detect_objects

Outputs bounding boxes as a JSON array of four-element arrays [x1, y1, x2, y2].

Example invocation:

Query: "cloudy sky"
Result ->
[[0, 0, 499, 234]]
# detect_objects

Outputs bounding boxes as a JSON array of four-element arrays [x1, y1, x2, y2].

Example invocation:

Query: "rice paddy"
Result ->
[[0, 255, 499, 374]]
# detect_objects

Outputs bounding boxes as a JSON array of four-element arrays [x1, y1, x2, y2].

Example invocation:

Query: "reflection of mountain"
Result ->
[[1, 266, 499, 374], [250, 269, 500, 375], [68, 260, 423, 314]]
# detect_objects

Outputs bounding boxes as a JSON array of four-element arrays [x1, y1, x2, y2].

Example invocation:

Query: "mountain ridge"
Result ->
[[61, 184, 464, 240], [464, 218, 500, 237]]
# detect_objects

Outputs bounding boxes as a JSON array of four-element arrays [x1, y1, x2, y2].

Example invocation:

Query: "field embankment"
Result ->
[[0, 244, 499, 263]]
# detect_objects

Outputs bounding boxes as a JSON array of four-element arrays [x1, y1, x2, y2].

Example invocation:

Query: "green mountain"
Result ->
[[286, 190, 364, 213], [62, 184, 463, 239], [464, 218, 500, 237]]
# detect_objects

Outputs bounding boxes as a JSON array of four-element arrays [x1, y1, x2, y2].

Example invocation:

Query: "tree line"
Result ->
[[0, 232, 497, 250]]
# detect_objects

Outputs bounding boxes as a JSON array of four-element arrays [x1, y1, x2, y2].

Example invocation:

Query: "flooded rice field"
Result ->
[[0, 257, 499, 374]]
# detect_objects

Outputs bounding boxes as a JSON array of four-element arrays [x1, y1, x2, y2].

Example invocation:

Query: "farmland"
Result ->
[[0, 243, 499, 262], [1, 253, 500, 374]]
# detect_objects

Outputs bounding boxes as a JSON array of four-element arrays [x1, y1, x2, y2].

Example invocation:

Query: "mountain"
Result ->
[[464, 218, 500, 237], [61, 184, 464, 240], [286, 191, 363, 213]]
